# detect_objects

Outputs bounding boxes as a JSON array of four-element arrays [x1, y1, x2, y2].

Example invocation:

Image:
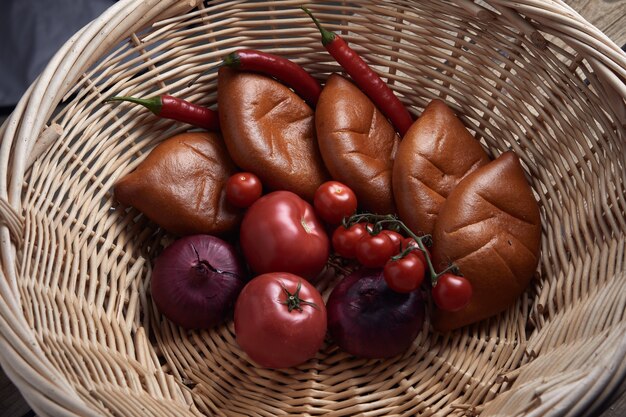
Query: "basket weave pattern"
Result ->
[[1, 0, 626, 416]]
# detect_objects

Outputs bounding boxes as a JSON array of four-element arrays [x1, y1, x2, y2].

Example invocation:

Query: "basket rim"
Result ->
[[1, 0, 626, 416]]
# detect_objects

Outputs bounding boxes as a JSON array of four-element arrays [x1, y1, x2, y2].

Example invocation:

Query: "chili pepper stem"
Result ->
[[301, 7, 336, 46], [223, 52, 241, 67], [188, 70, 210, 88], [106, 96, 162, 115]]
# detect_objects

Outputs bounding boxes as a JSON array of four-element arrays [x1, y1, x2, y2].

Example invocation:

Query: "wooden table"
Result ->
[[1, 1, 624, 416]]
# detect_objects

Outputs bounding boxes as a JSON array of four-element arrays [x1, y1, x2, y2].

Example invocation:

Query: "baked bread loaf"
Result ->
[[218, 67, 329, 201], [114, 132, 241, 236], [393, 99, 490, 235], [431, 151, 541, 331], [315, 74, 400, 214]]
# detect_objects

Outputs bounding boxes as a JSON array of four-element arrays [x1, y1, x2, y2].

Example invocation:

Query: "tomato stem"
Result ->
[[398, 227, 440, 285], [369, 218, 400, 235], [345, 213, 396, 227], [281, 280, 319, 312], [391, 244, 415, 261]]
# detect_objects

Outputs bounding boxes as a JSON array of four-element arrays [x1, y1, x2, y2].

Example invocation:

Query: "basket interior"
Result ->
[[14, 1, 626, 416]]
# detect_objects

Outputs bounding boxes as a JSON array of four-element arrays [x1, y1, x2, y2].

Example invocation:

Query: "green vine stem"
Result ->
[[344, 213, 459, 285]]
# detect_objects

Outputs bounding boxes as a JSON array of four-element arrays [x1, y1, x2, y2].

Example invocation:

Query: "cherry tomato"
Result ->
[[381, 230, 403, 255], [225, 172, 262, 208], [355, 233, 396, 268], [313, 181, 358, 225], [332, 223, 368, 259], [234, 273, 327, 368], [403, 237, 430, 265], [240, 191, 329, 279], [432, 273, 473, 312], [383, 253, 425, 293]]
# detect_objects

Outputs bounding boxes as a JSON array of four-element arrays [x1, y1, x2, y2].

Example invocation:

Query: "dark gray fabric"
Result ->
[[0, 0, 116, 106]]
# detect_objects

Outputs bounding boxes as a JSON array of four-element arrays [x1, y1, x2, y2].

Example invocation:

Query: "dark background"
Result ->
[[0, 0, 116, 111]]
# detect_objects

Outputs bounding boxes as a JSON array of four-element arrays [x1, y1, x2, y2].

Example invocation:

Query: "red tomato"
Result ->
[[225, 172, 262, 208], [383, 252, 425, 293], [432, 273, 473, 312], [235, 273, 327, 368], [381, 230, 403, 255], [332, 223, 368, 259], [403, 237, 430, 265], [313, 181, 358, 225], [355, 233, 396, 268], [240, 191, 330, 279]]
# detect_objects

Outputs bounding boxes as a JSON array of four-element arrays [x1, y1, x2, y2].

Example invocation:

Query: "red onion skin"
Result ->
[[151, 235, 247, 329], [327, 268, 424, 359]]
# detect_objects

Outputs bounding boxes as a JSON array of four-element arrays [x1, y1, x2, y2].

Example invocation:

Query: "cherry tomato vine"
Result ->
[[342, 213, 459, 286]]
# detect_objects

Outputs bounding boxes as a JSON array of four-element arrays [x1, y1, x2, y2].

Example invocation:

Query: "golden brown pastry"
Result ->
[[315, 74, 399, 214], [431, 151, 542, 331], [217, 67, 328, 201], [393, 99, 490, 235], [114, 132, 241, 236]]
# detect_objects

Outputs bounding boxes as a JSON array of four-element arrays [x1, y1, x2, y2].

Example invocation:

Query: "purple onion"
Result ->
[[151, 235, 247, 329], [327, 268, 425, 359]]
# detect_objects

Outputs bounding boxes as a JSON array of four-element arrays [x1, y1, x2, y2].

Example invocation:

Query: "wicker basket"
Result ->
[[1, 0, 625, 415]]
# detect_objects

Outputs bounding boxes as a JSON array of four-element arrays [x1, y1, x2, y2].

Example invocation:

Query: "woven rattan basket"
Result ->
[[1, 0, 626, 415]]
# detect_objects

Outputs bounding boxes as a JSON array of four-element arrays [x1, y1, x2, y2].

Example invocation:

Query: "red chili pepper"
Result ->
[[106, 95, 219, 131], [224, 49, 322, 107], [302, 7, 413, 136]]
